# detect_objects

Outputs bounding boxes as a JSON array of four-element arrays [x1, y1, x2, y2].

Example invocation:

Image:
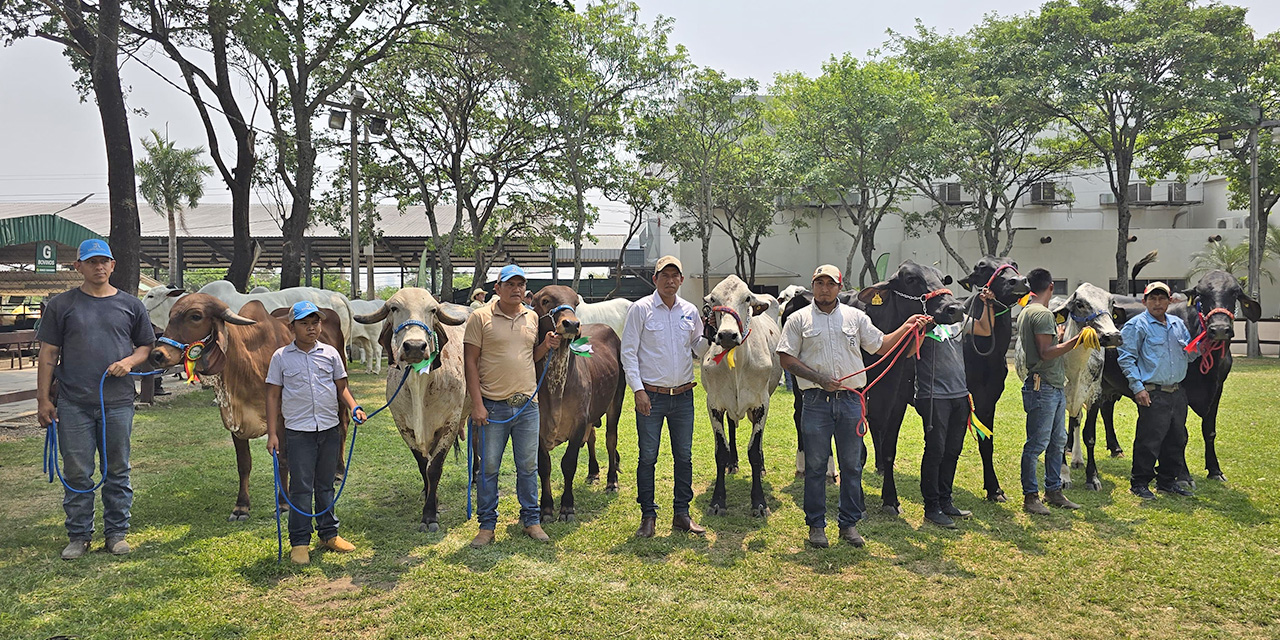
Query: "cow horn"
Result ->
[[219, 307, 257, 325], [436, 304, 468, 326], [354, 304, 390, 324]]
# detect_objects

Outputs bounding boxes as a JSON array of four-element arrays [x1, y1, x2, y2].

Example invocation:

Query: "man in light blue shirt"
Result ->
[[1118, 282, 1200, 500]]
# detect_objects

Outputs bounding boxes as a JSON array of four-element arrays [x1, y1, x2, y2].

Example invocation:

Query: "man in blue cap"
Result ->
[[37, 239, 156, 559], [463, 264, 560, 547]]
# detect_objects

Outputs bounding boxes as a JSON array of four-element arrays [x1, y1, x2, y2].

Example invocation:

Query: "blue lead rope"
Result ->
[[43, 369, 165, 493], [271, 366, 411, 563]]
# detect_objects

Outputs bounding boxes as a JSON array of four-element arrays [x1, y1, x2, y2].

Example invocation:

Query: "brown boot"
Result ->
[[672, 514, 706, 535], [1023, 493, 1051, 516], [1045, 489, 1081, 510], [470, 529, 495, 548], [317, 535, 355, 552], [289, 545, 310, 564], [523, 524, 550, 542], [636, 516, 656, 538]]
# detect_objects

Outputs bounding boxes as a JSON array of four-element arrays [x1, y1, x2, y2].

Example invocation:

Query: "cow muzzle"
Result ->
[[400, 339, 429, 363], [1099, 331, 1123, 348]]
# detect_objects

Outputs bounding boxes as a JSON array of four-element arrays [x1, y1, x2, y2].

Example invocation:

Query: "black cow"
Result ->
[[855, 261, 965, 514], [957, 257, 1030, 502], [1076, 270, 1261, 489]]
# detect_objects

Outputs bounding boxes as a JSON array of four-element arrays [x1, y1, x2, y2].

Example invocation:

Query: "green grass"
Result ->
[[2, 360, 1279, 639]]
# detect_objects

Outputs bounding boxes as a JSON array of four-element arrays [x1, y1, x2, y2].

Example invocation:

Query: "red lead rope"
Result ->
[[834, 323, 928, 437], [1185, 307, 1234, 375]]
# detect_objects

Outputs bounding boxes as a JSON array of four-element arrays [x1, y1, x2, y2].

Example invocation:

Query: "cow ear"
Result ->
[[538, 313, 554, 340], [942, 275, 953, 286], [167, 289, 186, 298], [1239, 291, 1263, 322], [1181, 288, 1197, 308], [958, 276, 973, 292], [857, 282, 889, 305], [432, 324, 448, 372], [748, 292, 773, 317], [1111, 306, 1129, 324], [379, 322, 394, 367], [1050, 296, 1070, 324]]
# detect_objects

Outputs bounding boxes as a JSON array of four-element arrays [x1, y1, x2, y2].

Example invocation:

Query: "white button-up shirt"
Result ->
[[777, 303, 884, 390], [265, 341, 346, 432], [621, 291, 710, 393]]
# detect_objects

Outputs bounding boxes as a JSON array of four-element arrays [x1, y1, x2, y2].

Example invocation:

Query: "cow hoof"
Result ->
[[874, 467, 885, 477], [1110, 449, 1125, 458], [794, 470, 804, 479], [585, 474, 599, 484], [605, 482, 619, 493], [986, 490, 1007, 503], [1062, 480, 1073, 490], [708, 504, 726, 516], [1209, 473, 1226, 483], [227, 512, 250, 522], [880, 505, 902, 516], [559, 510, 575, 523], [826, 474, 838, 485], [752, 505, 770, 518], [419, 521, 440, 533], [726, 464, 739, 475], [1086, 478, 1102, 491], [1070, 461, 1084, 470]]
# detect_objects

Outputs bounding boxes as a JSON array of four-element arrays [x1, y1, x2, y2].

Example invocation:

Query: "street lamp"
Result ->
[[1216, 132, 1235, 151], [324, 89, 392, 300]]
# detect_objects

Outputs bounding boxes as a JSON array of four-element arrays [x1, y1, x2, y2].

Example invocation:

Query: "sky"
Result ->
[[1, 0, 1278, 236]]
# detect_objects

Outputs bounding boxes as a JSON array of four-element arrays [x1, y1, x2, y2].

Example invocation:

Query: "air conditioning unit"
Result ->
[[1127, 182, 1154, 204], [1215, 216, 1247, 230], [1166, 182, 1202, 205], [1029, 181, 1071, 205], [1100, 193, 1116, 206], [778, 192, 861, 209], [933, 182, 974, 206]]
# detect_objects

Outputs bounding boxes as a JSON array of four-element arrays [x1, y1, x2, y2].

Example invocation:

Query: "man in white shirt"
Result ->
[[777, 265, 928, 548], [621, 256, 712, 538]]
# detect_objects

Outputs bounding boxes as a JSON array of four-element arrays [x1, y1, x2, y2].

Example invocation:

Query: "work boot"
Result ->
[[940, 502, 972, 518], [61, 539, 90, 561], [317, 536, 355, 552], [104, 536, 131, 555], [635, 516, 656, 538], [290, 545, 310, 565], [839, 525, 865, 547], [806, 526, 829, 548], [1130, 485, 1157, 501], [1023, 493, 1051, 516], [470, 529, 495, 548], [924, 510, 957, 529], [524, 524, 550, 542], [672, 514, 706, 535], [1045, 489, 1081, 509]]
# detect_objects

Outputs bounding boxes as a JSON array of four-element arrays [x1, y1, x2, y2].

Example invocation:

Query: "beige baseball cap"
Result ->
[[812, 264, 842, 285], [655, 255, 683, 275], [1143, 281, 1171, 299]]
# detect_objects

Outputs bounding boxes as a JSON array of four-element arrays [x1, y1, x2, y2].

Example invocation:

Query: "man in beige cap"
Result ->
[[777, 264, 929, 548], [621, 255, 713, 537], [1119, 281, 1200, 500]]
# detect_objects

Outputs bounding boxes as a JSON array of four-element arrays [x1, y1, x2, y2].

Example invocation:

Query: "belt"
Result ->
[[643, 382, 697, 396], [805, 388, 862, 400], [486, 393, 532, 407], [1143, 383, 1180, 393]]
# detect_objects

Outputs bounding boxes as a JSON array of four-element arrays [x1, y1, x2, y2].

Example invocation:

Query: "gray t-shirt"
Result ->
[[914, 322, 968, 400], [37, 287, 156, 407]]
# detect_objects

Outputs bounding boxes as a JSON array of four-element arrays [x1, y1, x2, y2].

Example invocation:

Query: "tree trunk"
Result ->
[[859, 222, 877, 287], [571, 179, 586, 291], [936, 217, 969, 273], [95, 0, 140, 295], [280, 107, 316, 289], [701, 181, 712, 298], [844, 232, 859, 291], [167, 209, 178, 286], [1114, 162, 1132, 296], [610, 211, 645, 298], [224, 178, 254, 291]]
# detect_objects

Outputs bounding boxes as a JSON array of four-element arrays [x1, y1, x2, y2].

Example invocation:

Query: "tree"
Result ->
[[1187, 239, 1274, 284], [644, 68, 761, 297], [602, 155, 672, 297], [3, 0, 144, 293], [772, 55, 945, 287], [707, 133, 786, 285], [136, 130, 214, 287], [1017, 0, 1252, 295]]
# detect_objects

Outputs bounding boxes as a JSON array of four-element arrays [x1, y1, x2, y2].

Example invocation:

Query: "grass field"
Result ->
[[2, 359, 1278, 639]]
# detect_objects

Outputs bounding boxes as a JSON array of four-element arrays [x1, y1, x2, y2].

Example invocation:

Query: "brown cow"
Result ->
[[530, 285, 627, 521], [150, 293, 349, 521]]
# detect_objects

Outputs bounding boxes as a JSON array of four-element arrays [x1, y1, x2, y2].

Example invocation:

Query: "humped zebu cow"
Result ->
[[1072, 270, 1261, 490], [249, 285, 272, 294], [701, 275, 783, 517], [854, 261, 965, 514], [353, 289, 471, 531], [149, 293, 349, 520], [347, 298, 387, 374], [574, 295, 634, 338], [956, 257, 1031, 502], [531, 285, 627, 521], [142, 281, 354, 347]]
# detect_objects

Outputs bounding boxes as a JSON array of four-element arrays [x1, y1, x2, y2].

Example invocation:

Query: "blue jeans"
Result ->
[[56, 400, 135, 541], [635, 389, 695, 518], [800, 389, 866, 529], [1021, 381, 1067, 495], [284, 427, 342, 545], [477, 398, 541, 530]]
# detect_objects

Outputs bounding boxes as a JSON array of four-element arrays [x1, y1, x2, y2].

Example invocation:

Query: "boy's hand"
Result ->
[[353, 408, 367, 424], [267, 434, 280, 455], [543, 331, 561, 350]]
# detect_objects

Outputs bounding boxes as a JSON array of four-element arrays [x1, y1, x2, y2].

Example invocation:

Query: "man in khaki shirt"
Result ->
[[463, 264, 559, 547]]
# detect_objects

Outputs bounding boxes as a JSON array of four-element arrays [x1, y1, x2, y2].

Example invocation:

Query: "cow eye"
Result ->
[[191, 313, 202, 321]]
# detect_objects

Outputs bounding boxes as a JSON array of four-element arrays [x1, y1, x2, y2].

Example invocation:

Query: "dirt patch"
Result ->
[[0, 415, 43, 442]]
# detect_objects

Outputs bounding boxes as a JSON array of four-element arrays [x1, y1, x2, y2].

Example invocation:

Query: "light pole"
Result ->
[[325, 89, 390, 300]]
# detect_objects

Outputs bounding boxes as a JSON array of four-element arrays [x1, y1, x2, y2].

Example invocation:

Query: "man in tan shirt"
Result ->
[[463, 264, 559, 547]]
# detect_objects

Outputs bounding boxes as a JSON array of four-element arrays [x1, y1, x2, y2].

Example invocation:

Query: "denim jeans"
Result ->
[[1021, 380, 1067, 495], [56, 400, 135, 541], [477, 398, 541, 530], [800, 389, 866, 529], [916, 396, 968, 512], [284, 427, 342, 545], [635, 389, 695, 518], [1130, 387, 1190, 489]]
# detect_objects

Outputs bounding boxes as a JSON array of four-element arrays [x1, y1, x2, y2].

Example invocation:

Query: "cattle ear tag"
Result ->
[[1055, 313, 1066, 324], [871, 293, 883, 306]]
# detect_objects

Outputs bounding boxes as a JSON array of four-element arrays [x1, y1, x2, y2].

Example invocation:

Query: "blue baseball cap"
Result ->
[[289, 300, 326, 321], [499, 264, 527, 282], [78, 239, 114, 261]]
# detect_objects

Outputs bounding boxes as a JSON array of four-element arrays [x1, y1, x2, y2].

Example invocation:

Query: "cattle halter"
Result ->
[[981, 263, 1020, 290], [392, 319, 440, 372], [1069, 309, 1105, 324], [1186, 306, 1236, 375], [709, 305, 750, 367], [893, 287, 954, 313]]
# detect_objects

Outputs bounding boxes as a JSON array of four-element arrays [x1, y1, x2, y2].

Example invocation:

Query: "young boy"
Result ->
[[266, 301, 367, 564]]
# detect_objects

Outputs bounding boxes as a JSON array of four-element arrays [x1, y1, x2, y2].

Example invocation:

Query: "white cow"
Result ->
[[143, 281, 354, 346], [701, 275, 783, 518], [248, 285, 272, 294], [353, 288, 471, 532], [141, 284, 187, 328], [573, 294, 633, 338], [347, 298, 386, 374]]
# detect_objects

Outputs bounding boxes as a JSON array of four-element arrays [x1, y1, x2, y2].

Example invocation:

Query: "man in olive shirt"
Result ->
[[463, 264, 559, 547], [1016, 268, 1083, 515]]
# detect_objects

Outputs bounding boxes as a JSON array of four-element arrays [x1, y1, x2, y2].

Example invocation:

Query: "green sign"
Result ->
[[36, 242, 57, 273]]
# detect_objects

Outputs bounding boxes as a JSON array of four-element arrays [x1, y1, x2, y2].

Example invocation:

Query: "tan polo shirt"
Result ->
[[463, 299, 539, 401]]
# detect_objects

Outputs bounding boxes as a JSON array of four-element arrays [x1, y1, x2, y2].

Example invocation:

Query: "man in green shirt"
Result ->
[[1016, 268, 1083, 516]]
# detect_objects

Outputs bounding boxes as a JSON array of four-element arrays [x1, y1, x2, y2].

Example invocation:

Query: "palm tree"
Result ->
[[1187, 239, 1275, 285], [1267, 224, 1280, 261], [136, 130, 213, 286]]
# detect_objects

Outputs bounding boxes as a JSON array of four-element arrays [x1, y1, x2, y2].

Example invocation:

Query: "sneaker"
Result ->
[[1130, 485, 1158, 501], [1045, 489, 1081, 509], [317, 536, 355, 552], [1023, 493, 1051, 515], [470, 529, 495, 548], [61, 539, 91, 560], [1156, 483, 1194, 497], [806, 526, 829, 548], [290, 545, 310, 565], [940, 503, 972, 518], [838, 525, 865, 547], [924, 510, 957, 529], [104, 536, 131, 555]]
